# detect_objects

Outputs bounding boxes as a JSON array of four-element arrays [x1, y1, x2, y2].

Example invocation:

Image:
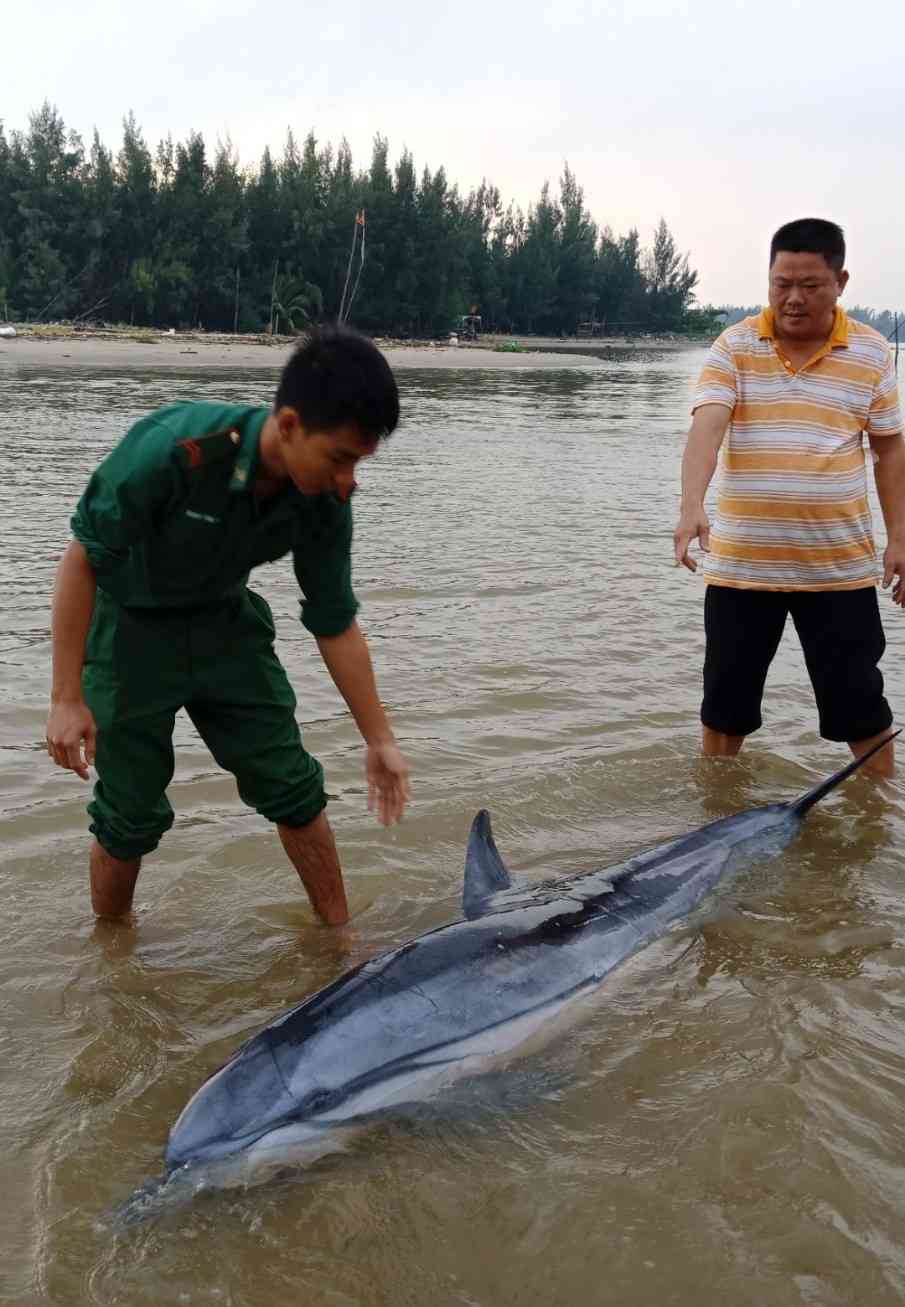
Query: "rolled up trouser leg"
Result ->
[[701, 585, 788, 737], [791, 588, 893, 742]]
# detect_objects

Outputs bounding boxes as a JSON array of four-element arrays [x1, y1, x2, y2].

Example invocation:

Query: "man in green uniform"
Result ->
[[46, 326, 409, 926]]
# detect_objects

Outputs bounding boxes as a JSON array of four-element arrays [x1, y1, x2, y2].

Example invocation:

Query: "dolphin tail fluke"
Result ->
[[792, 729, 900, 818], [463, 810, 513, 918]]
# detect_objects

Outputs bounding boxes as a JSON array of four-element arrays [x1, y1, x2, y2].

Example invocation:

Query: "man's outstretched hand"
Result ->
[[366, 742, 411, 826]]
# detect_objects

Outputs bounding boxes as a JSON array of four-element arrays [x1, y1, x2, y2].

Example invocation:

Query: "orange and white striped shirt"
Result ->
[[693, 308, 902, 591]]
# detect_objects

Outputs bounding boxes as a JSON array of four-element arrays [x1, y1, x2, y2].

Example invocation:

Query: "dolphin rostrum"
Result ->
[[123, 733, 898, 1217]]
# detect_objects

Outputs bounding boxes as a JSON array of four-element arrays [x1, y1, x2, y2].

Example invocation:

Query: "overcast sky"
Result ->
[[6, 0, 905, 310]]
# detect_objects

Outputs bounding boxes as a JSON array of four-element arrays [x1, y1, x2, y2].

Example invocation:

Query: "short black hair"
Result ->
[[275, 324, 399, 441], [770, 218, 846, 273]]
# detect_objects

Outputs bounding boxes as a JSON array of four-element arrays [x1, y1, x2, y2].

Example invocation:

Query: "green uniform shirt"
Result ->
[[71, 401, 359, 637]]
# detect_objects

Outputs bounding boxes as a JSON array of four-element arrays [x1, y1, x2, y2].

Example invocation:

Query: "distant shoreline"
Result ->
[[0, 326, 709, 371]]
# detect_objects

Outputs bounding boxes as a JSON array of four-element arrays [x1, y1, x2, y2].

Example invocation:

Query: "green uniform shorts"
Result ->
[[83, 588, 327, 860]]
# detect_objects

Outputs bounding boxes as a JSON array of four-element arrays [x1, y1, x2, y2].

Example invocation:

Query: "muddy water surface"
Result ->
[[2, 347, 905, 1306]]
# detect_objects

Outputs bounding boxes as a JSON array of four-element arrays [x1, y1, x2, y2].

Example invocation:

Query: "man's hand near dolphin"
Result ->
[[46, 325, 410, 926]]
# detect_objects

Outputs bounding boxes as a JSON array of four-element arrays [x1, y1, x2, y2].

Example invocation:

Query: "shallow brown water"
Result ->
[[2, 349, 905, 1306]]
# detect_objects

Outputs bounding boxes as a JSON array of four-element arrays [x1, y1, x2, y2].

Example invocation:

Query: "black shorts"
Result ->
[[702, 584, 893, 743]]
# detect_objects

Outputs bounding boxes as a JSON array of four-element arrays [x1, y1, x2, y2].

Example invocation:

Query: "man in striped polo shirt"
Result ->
[[673, 218, 904, 775]]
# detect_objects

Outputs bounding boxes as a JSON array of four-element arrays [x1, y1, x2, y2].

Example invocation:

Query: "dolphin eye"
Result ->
[[302, 1087, 337, 1114]]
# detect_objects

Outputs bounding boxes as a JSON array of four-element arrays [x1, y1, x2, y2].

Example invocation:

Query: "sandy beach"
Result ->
[[0, 328, 699, 371]]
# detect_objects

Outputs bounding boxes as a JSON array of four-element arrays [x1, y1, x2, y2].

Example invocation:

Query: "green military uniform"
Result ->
[[72, 401, 359, 860]]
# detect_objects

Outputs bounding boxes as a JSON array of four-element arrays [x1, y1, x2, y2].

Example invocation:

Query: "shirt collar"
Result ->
[[756, 305, 849, 348]]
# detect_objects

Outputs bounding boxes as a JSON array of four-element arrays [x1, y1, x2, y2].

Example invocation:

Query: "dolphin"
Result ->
[[120, 732, 897, 1218]]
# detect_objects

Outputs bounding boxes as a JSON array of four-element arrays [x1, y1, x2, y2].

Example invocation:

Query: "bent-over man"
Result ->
[[47, 325, 410, 923]]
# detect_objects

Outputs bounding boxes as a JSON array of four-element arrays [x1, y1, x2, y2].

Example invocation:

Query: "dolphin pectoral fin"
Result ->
[[463, 810, 513, 918]]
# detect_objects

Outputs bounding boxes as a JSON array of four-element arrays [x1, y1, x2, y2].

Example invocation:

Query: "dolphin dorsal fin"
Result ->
[[463, 810, 512, 919]]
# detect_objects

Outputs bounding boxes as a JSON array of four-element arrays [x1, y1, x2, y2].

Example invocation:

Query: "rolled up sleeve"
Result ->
[[293, 498, 360, 637]]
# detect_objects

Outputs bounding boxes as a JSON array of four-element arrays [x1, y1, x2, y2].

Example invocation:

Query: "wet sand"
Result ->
[[0, 330, 694, 371]]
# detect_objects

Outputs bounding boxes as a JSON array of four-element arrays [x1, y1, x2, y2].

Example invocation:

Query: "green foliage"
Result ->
[[645, 218, 698, 329], [128, 259, 158, 321], [713, 305, 904, 340], [845, 305, 903, 339], [1, 105, 703, 335], [273, 272, 323, 334], [681, 306, 724, 336]]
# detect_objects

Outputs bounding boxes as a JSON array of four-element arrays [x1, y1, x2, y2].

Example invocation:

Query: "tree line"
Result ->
[[718, 304, 903, 339], [0, 103, 704, 338]]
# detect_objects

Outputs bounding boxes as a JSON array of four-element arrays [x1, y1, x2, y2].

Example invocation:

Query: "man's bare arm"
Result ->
[[869, 431, 905, 607], [316, 620, 411, 826], [47, 540, 98, 779], [673, 404, 732, 572]]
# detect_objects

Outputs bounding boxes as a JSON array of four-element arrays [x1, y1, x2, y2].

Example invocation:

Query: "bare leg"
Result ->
[[848, 730, 895, 778], [277, 811, 350, 926], [702, 726, 745, 757], [90, 839, 142, 917]]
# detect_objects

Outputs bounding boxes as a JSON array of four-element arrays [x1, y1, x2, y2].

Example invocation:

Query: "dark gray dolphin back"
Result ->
[[463, 810, 512, 918], [462, 730, 899, 918]]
